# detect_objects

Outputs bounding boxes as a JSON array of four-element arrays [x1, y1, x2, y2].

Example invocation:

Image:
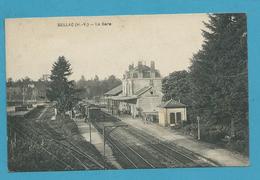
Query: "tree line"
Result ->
[[7, 56, 121, 110], [46, 56, 121, 114], [6, 77, 49, 104], [76, 74, 121, 100], [162, 14, 248, 154]]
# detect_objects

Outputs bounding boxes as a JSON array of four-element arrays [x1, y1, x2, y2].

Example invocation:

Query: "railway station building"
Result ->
[[104, 61, 163, 122], [104, 61, 189, 126]]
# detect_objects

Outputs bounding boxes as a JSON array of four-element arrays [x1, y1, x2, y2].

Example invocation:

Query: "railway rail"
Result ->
[[92, 110, 215, 168], [8, 105, 215, 170], [123, 127, 204, 167], [27, 122, 104, 169], [11, 125, 73, 170], [92, 120, 156, 169], [8, 106, 105, 170]]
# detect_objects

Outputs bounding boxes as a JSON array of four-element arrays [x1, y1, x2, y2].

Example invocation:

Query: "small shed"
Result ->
[[158, 99, 187, 127]]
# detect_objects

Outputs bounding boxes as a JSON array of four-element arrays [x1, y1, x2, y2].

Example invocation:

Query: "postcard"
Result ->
[[5, 13, 249, 172]]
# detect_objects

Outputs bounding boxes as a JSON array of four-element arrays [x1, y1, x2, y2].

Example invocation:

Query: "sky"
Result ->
[[5, 14, 209, 81]]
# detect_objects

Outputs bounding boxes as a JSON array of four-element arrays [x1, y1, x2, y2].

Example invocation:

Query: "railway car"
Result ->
[[88, 106, 101, 121]]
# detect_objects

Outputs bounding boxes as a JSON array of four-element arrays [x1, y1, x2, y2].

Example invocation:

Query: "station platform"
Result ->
[[7, 107, 35, 117], [73, 117, 122, 169]]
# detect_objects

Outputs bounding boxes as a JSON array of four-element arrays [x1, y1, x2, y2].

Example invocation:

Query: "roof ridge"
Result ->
[[165, 99, 172, 106], [104, 84, 122, 95], [161, 99, 186, 108]]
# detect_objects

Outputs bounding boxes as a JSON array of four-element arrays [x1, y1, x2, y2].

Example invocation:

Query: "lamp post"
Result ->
[[197, 116, 200, 140], [103, 124, 128, 169], [89, 119, 92, 144], [85, 109, 92, 144]]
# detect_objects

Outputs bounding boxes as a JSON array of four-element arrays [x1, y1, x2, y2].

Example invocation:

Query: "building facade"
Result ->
[[104, 61, 188, 125], [106, 61, 163, 121], [158, 99, 187, 127]]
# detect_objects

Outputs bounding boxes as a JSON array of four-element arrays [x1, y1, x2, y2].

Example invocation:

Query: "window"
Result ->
[[170, 113, 175, 124], [176, 112, 182, 123], [143, 71, 151, 78]]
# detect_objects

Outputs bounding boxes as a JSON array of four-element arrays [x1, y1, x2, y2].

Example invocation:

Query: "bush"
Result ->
[[199, 124, 227, 143], [183, 123, 198, 137], [183, 123, 227, 142], [227, 139, 248, 155], [182, 122, 248, 155], [226, 131, 249, 155]]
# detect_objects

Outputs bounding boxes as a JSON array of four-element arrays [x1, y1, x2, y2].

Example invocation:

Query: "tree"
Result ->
[[94, 75, 99, 81], [162, 70, 191, 105], [189, 14, 248, 151], [77, 75, 86, 88], [46, 56, 75, 114], [7, 78, 14, 87]]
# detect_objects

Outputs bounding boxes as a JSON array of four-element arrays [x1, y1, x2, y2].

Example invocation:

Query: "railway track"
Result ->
[[111, 128, 178, 168], [10, 125, 73, 170], [27, 122, 104, 170], [10, 122, 85, 170], [93, 110, 215, 168], [8, 106, 105, 170], [122, 127, 201, 167], [92, 121, 156, 169], [108, 134, 156, 168], [9, 106, 215, 171], [123, 124, 216, 167]]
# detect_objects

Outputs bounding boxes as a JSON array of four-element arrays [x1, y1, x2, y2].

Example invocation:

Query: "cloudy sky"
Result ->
[[5, 14, 209, 81]]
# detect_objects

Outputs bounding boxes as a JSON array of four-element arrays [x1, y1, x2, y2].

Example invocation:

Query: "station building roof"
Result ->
[[134, 86, 152, 96], [104, 84, 122, 96], [160, 99, 187, 108]]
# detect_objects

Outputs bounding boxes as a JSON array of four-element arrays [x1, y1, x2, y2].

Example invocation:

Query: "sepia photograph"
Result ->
[[5, 13, 249, 172]]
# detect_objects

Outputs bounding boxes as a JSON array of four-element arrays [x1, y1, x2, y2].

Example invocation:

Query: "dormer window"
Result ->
[[143, 71, 150, 78]]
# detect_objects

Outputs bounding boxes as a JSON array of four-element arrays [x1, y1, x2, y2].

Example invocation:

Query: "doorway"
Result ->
[[176, 112, 181, 124]]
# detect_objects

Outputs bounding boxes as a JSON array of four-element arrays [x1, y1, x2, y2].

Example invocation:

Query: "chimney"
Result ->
[[137, 61, 143, 78], [138, 61, 142, 68], [128, 64, 133, 71], [151, 61, 155, 70]]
